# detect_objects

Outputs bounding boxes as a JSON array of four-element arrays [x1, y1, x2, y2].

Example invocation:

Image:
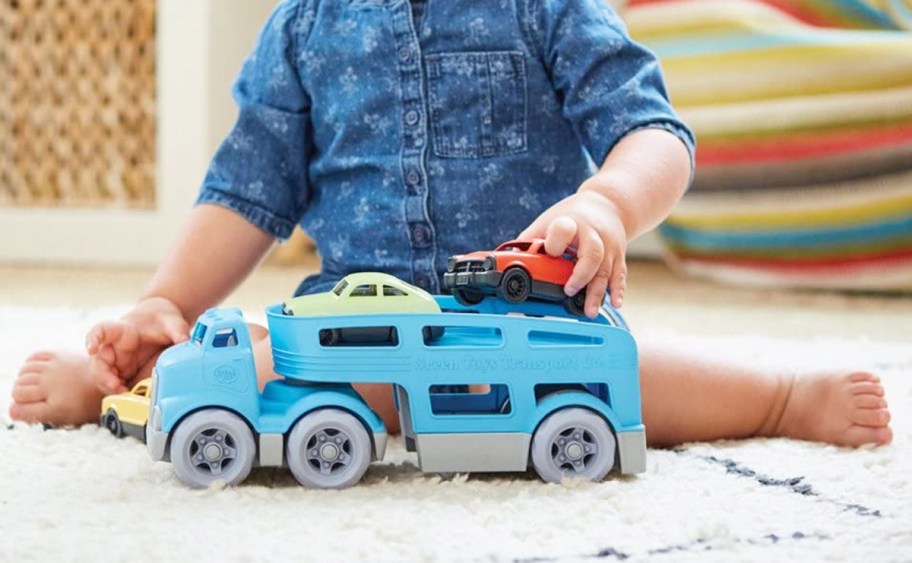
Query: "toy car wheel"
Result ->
[[102, 409, 124, 438], [499, 267, 532, 304], [452, 288, 485, 306], [169, 409, 256, 488], [286, 409, 372, 489], [530, 407, 616, 483], [319, 328, 342, 346], [564, 290, 587, 316]]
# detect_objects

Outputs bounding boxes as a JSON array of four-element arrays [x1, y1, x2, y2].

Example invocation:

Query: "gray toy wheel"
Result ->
[[169, 409, 256, 488], [286, 409, 372, 489], [499, 267, 531, 303], [102, 409, 124, 437], [531, 407, 616, 483]]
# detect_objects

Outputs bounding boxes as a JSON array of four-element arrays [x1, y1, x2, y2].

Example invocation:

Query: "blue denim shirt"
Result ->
[[197, 0, 695, 297]]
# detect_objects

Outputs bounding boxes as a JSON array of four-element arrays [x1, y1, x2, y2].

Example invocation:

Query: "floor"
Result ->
[[2, 258, 909, 343]]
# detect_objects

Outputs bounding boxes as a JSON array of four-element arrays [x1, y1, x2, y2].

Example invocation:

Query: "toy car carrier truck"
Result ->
[[147, 290, 645, 489]]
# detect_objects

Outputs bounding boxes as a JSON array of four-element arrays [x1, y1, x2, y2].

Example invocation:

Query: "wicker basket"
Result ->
[[0, 0, 156, 208]]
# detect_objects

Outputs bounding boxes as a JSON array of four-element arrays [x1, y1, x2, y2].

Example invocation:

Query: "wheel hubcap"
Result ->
[[306, 428, 353, 476], [204, 444, 223, 461], [551, 426, 598, 473], [189, 428, 237, 475], [320, 443, 339, 461]]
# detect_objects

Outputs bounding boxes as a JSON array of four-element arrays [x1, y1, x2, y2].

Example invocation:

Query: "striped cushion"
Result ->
[[622, 0, 912, 290]]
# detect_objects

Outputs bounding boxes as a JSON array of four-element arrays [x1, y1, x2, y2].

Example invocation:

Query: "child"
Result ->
[[10, 0, 891, 447]]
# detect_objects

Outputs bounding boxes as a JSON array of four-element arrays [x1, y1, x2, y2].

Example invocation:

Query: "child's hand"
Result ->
[[85, 296, 190, 393], [519, 189, 628, 318]]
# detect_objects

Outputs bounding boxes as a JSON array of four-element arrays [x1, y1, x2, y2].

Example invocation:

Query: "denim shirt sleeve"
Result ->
[[196, 0, 314, 240], [524, 0, 695, 171]]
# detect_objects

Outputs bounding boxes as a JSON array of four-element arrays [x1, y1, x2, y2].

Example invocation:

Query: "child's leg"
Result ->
[[639, 338, 892, 447]]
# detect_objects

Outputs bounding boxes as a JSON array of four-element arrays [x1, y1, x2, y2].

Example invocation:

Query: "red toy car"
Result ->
[[443, 239, 589, 315]]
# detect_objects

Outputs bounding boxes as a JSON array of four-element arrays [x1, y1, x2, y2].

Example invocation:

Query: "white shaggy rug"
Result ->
[[1, 305, 910, 562]]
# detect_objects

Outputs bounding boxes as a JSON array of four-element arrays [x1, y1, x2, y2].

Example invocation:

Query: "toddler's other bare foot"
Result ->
[[774, 371, 892, 447], [9, 351, 104, 427]]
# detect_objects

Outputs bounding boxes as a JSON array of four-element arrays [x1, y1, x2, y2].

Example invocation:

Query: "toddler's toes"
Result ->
[[24, 351, 55, 363], [848, 372, 879, 383], [854, 395, 888, 410], [18, 358, 50, 378], [850, 381, 884, 397], [11, 381, 48, 405], [9, 400, 51, 423], [8, 350, 104, 426], [844, 425, 893, 447], [850, 405, 891, 428]]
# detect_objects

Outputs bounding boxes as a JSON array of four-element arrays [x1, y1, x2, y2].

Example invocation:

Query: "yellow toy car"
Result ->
[[100, 378, 152, 442]]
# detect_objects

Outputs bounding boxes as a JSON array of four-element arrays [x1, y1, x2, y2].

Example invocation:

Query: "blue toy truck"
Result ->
[[147, 293, 645, 489]]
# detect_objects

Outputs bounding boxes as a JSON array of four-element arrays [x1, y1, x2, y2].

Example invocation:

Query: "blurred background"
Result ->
[[1, 0, 911, 293]]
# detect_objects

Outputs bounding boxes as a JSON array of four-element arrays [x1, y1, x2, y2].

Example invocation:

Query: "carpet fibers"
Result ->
[[1, 306, 910, 562]]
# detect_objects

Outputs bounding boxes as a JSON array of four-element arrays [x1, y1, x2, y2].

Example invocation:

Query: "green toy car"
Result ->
[[282, 272, 442, 345]]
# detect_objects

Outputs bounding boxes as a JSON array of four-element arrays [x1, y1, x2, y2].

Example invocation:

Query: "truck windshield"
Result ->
[[191, 322, 208, 346]]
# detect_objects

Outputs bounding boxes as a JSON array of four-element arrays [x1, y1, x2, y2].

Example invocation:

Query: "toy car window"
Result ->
[[497, 241, 531, 252], [332, 279, 349, 296], [383, 285, 407, 297], [350, 284, 377, 297], [191, 323, 207, 346], [212, 328, 238, 348], [133, 384, 149, 396]]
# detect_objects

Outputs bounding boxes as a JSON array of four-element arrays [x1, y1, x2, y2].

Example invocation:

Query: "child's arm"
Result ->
[[86, 0, 311, 391], [519, 0, 695, 317], [520, 128, 690, 317]]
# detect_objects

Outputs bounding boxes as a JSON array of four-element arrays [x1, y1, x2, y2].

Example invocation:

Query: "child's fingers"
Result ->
[[565, 226, 604, 297], [88, 354, 124, 393], [542, 216, 577, 257], [608, 258, 627, 308], [163, 316, 191, 344], [85, 323, 108, 354]]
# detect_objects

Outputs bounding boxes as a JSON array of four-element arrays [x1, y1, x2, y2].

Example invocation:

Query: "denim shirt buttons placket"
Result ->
[[391, 2, 437, 293]]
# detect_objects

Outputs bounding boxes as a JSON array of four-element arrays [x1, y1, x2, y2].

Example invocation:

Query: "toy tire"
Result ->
[[452, 288, 485, 306], [102, 409, 124, 438], [422, 326, 445, 342], [564, 291, 586, 316], [169, 409, 256, 488], [319, 328, 342, 346], [530, 407, 616, 483], [499, 267, 531, 304], [286, 409, 372, 489]]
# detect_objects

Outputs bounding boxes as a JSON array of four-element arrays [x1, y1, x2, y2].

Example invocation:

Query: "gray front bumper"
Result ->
[[146, 405, 169, 461]]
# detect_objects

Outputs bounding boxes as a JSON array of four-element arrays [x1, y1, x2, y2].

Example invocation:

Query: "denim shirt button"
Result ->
[[414, 136, 424, 147], [397, 46, 411, 62], [412, 223, 431, 245], [406, 169, 421, 186], [414, 273, 431, 290], [405, 110, 420, 126]]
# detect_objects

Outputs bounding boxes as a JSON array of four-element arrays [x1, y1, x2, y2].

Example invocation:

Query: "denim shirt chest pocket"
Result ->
[[424, 51, 527, 159]]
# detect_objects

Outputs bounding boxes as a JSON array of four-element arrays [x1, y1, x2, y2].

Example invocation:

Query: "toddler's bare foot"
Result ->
[[774, 371, 892, 447], [9, 351, 104, 427]]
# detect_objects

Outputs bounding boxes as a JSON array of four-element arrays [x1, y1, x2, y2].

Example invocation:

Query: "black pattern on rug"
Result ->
[[514, 531, 832, 561], [682, 451, 883, 518]]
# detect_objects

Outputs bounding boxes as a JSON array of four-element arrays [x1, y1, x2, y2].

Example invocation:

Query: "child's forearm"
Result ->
[[579, 128, 691, 240], [140, 204, 276, 321]]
